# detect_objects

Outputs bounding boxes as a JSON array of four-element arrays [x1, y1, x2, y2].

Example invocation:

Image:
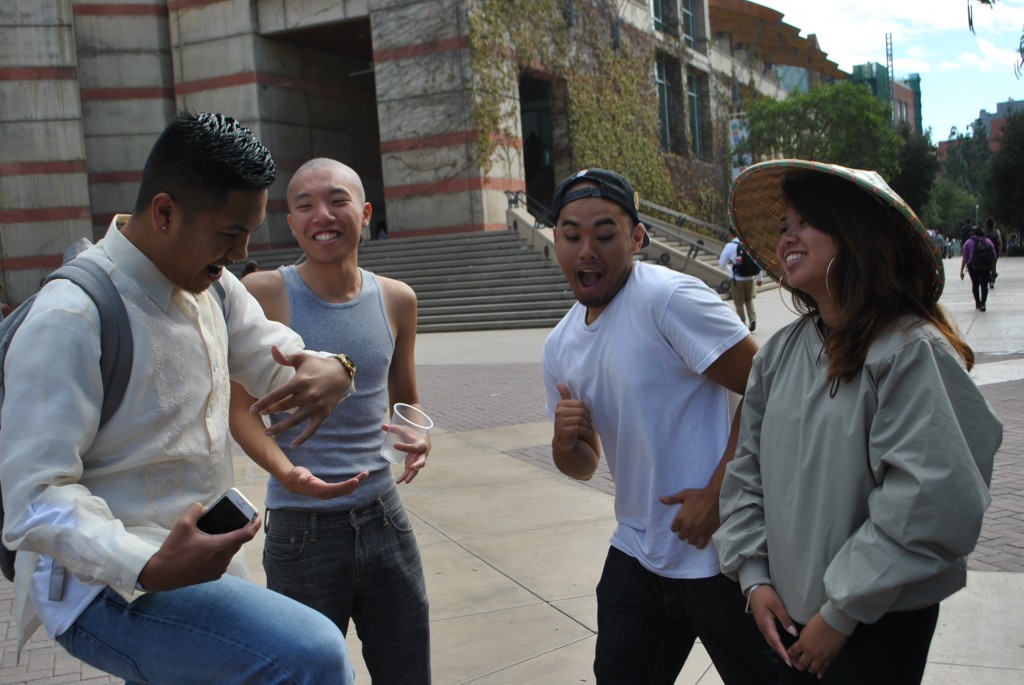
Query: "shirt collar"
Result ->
[[100, 216, 178, 312]]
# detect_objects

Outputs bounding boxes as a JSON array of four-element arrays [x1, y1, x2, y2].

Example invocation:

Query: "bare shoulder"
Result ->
[[240, 269, 289, 323], [377, 275, 417, 309]]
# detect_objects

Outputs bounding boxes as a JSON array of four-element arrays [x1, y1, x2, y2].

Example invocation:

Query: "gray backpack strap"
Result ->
[[44, 260, 133, 427]]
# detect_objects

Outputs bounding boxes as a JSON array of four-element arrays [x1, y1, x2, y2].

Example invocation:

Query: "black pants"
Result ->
[[594, 546, 778, 684], [778, 604, 939, 685], [968, 267, 991, 306]]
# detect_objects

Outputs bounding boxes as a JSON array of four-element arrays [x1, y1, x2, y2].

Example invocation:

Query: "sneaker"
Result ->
[[749, 320, 757, 332]]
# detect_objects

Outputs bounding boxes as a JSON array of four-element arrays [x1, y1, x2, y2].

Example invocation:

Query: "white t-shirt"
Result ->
[[543, 262, 748, 579]]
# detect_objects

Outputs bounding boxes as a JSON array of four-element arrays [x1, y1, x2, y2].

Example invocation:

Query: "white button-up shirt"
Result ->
[[0, 221, 308, 651]]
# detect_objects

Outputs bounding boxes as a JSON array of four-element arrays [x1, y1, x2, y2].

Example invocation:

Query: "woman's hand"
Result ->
[[748, 585, 799, 666], [787, 613, 849, 679]]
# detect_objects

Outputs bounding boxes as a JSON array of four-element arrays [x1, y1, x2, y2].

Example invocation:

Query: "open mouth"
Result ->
[[577, 268, 602, 291], [206, 264, 224, 280]]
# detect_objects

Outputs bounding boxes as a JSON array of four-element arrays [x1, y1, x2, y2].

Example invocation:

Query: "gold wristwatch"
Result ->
[[332, 353, 357, 399]]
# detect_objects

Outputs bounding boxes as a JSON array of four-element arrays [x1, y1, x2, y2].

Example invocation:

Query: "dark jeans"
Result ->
[[264, 486, 430, 685], [777, 604, 939, 685], [594, 546, 778, 685], [968, 267, 991, 306]]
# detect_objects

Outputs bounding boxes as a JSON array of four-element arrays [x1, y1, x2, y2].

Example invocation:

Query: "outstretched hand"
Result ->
[[250, 346, 353, 448], [282, 465, 368, 499]]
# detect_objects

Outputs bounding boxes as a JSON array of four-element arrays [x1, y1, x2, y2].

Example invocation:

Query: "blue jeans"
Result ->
[[264, 485, 430, 685], [56, 574, 354, 685], [594, 546, 778, 685]]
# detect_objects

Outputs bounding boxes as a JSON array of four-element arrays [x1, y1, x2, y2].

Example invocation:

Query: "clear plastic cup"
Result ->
[[380, 403, 433, 464]]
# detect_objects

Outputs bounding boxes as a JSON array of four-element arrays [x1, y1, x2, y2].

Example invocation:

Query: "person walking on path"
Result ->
[[717, 159, 1000, 684], [230, 158, 431, 684], [960, 226, 997, 311], [984, 218, 1003, 288], [542, 168, 777, 684], [719, 226, 764, 331]]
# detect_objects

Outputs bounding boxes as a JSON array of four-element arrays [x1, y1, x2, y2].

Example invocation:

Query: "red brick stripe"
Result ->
[[0, 254, 63, 272], [0, 207, 91, 223], [373, 36, 470, 63], [0, 67, 77, 80], [0, 161, 86, 176]]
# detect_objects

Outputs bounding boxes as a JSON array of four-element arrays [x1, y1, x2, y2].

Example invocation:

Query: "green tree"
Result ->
[[921, 177, 978, 237], [890, 123, 939, 215], [737, 82, 904, 179], [982, 110, 1024, 244], [942, 119, 990, 195]]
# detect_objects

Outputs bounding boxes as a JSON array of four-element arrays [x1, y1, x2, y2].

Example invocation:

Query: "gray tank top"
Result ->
[[266, 265, 395, 510]]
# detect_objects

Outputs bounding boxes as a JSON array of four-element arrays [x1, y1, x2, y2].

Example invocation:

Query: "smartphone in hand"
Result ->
[[197, 487, 259, 534]]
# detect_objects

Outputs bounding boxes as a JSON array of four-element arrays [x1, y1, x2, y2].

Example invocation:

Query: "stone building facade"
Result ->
[[0, 0, 840, 304]]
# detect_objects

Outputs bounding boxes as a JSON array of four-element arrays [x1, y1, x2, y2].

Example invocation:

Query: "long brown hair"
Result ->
[[781, 173, 973, 388]]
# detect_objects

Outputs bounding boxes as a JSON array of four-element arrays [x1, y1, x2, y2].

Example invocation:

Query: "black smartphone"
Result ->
[[197, 487, 259, 534]]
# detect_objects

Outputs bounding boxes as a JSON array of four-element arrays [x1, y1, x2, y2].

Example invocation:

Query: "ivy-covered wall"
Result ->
[[467, 0, 709, 214]]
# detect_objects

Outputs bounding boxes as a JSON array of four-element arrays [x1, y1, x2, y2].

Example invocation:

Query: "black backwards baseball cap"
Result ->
[[551, 168, 650, 247]]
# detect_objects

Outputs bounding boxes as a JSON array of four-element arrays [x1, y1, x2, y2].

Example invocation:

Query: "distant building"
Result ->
[[979, 99, 1024, 151], [850, 62, 920, 135], [0, 0, 845, 304]]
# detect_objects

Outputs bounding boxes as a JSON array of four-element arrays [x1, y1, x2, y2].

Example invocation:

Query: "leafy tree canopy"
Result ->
[[737, 81, 904, 179], [982, 110, 1024, 237], [890, 123, 939, 215], [942, 119, 990, 195], [921, 177, 978, 237]]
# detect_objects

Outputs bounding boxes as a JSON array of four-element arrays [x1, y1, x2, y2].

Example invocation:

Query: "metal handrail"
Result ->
[[639, 198, 730, 242]]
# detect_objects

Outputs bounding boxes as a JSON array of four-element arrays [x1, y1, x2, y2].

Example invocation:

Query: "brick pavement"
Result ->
[[0, 358, 1017, 684], [418, 361, 1024, 572]]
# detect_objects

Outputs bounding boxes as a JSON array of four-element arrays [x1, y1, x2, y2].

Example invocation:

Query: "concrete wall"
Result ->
[[0, 0, 92, 303]]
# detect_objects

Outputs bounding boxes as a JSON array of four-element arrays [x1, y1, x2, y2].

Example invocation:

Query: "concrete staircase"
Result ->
[[237, 231, 576, 333]]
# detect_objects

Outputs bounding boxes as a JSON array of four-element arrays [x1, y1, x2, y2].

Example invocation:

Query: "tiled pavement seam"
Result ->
[[420, 363, 1024, 573]]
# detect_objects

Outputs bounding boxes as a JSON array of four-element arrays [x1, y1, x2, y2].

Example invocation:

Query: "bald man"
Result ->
[[230, 159, 431, 684]]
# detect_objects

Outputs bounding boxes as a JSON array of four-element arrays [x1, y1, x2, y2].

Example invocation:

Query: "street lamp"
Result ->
[[975, 204, 979, 226]]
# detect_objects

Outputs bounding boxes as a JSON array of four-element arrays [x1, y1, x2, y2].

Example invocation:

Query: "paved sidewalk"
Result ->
[[1, 257, 1021, 683]]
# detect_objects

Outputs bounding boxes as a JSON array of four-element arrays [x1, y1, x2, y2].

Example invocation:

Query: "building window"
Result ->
[[655, 54, 685, 153], [687, 72, 704, 159], [651, 0, 678, 37], [682, 0, 696, 48]]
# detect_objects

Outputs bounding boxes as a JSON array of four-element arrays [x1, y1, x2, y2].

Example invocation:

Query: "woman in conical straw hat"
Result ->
[[712, 160, 1002, 684]]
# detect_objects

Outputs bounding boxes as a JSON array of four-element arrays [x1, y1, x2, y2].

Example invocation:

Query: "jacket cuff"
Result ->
[[737, 558, 771, 594], [819, 600, 859, 636], [107, 537, 158, 594]]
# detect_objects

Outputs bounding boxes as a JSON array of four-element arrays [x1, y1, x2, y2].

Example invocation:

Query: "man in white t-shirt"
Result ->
[[543, 169, 777, 684]]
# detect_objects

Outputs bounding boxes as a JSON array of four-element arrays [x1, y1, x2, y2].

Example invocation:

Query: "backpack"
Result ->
[[971, 237, 995, 271], [0, 257, 131, 583], [732, 241, 762, 278], [0, 250, 227, 583]]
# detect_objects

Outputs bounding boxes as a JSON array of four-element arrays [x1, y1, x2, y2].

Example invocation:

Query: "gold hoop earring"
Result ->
[[825, 257, 837, 302], [776, 278, 799, 317]]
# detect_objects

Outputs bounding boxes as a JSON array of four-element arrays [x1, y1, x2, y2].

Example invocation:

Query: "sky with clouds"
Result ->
[[755, 0, 1024, 141]]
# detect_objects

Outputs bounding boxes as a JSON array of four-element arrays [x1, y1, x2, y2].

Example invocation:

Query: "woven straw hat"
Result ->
[[729, 159, 943, 297]]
